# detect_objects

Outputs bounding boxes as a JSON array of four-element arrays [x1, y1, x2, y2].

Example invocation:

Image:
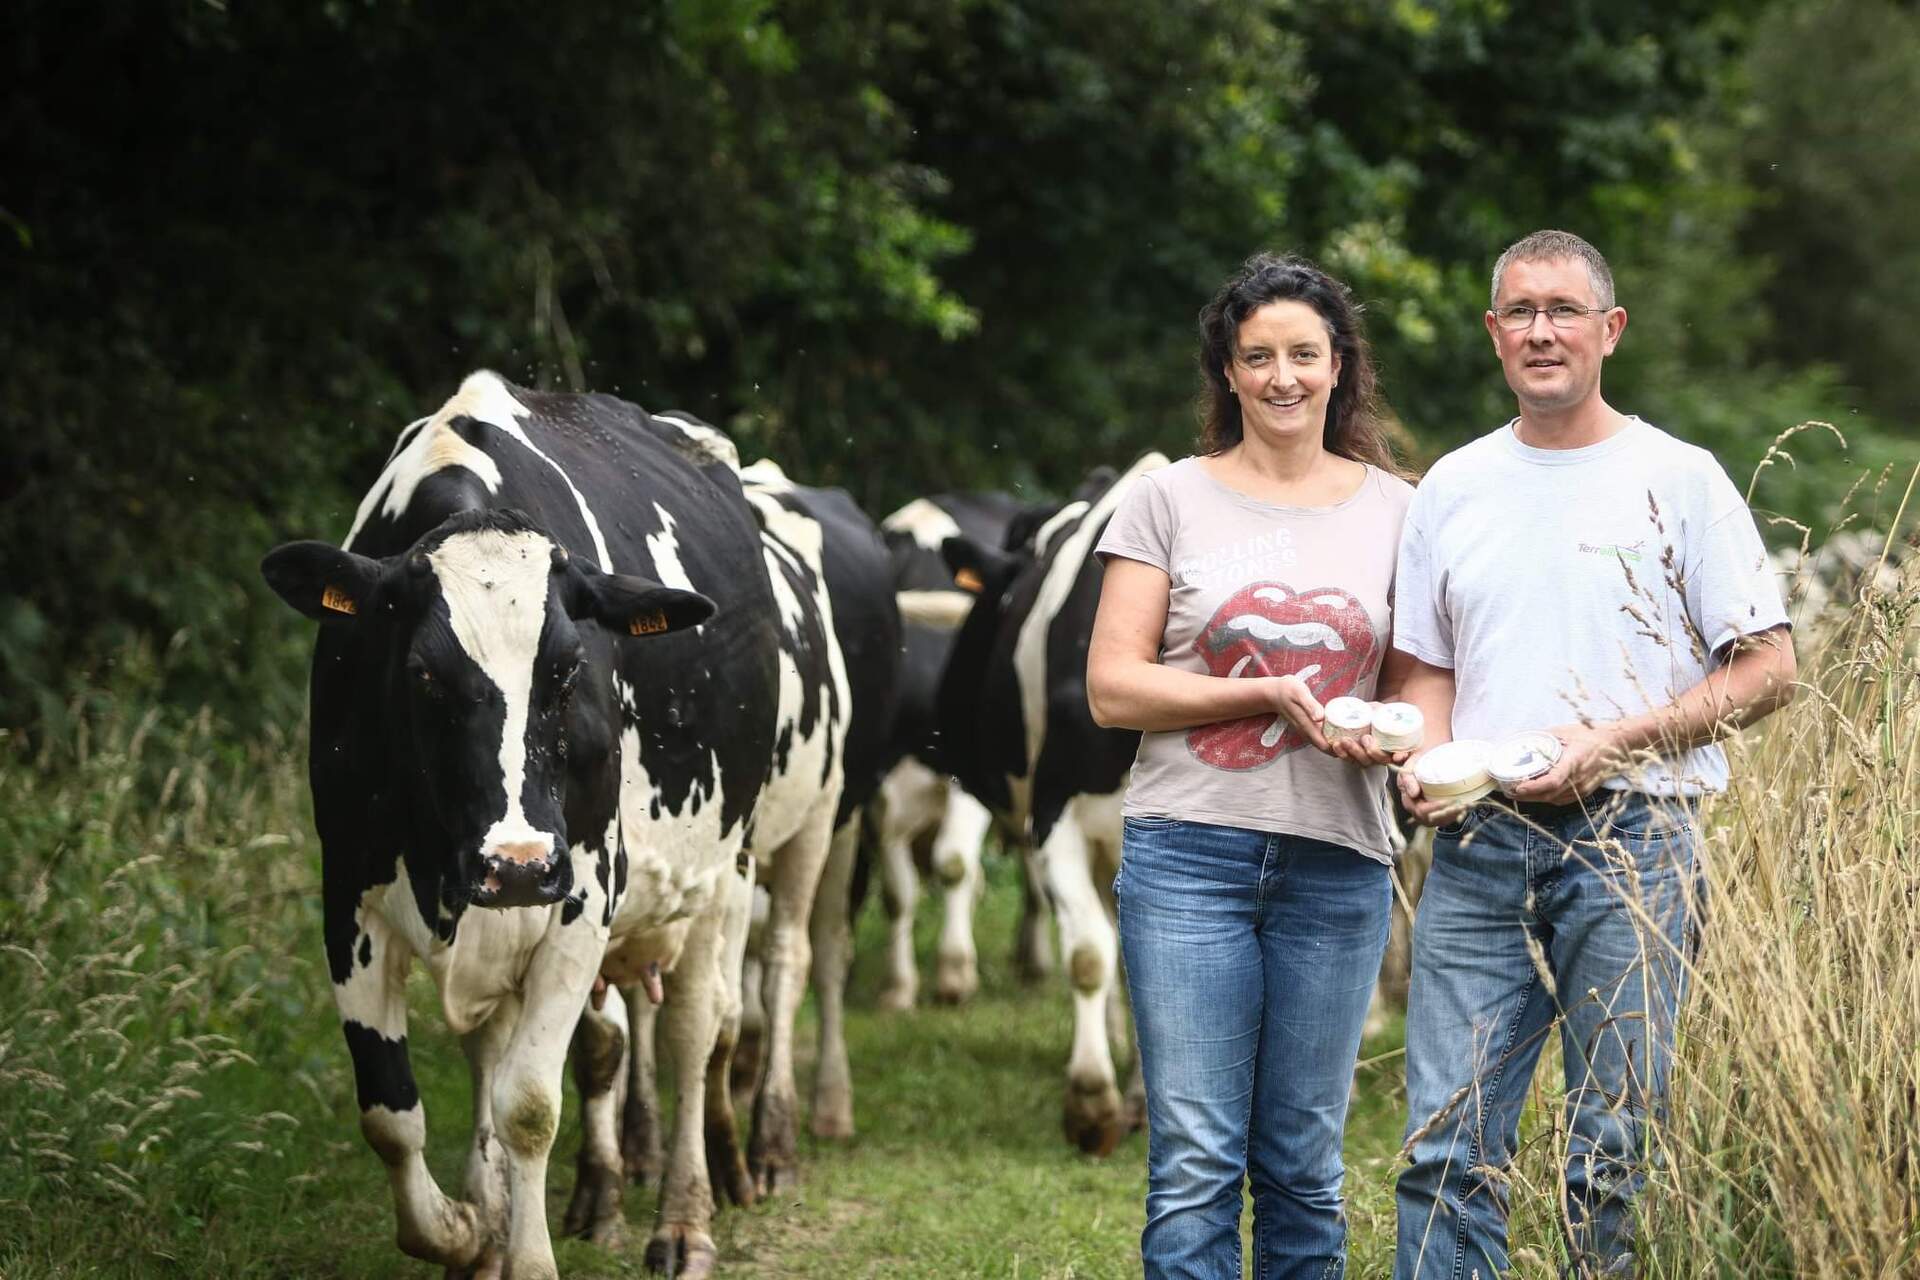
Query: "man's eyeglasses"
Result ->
[[1492, 303, 1612, 330]]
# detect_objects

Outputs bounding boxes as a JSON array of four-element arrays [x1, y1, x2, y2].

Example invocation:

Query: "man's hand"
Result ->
[[1396, 754, 1470, 828], [1504, 722, 1628, 805]]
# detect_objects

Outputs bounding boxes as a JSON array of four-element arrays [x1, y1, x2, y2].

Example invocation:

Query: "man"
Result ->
[[1389, 229, 1796, 1276]]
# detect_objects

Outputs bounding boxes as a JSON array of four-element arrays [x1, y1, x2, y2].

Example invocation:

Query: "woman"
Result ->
[[1087, 252, 1416, 1279]]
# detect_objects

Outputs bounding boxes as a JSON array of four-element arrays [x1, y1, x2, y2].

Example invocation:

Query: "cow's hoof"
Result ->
[[646, 1224, 717, 1279], [1063, 1080, 1125, 1157], [564, 1162, 626, 1242], [705, 1124, 757, 1210], [443, 1253, 504, 1280], [933, 952, 978, 1004], [875, 980, 917, 1012], [810, 1087, 855, 1140], [752, 1158, 800, 1198], [1123, 1088, 1148, 1134]]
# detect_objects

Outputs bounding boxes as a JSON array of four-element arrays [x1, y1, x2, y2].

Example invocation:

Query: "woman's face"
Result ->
[[1227, 300, 1341, 446]]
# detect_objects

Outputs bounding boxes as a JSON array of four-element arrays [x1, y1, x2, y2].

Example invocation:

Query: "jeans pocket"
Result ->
[[1123, 813, 1182, 831]]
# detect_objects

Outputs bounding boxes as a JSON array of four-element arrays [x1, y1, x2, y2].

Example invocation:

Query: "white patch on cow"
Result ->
[[643, 504, 705, 638], [881, 497, 962, 552], [605, 684, 740, 944], [428, 527, 557, 862], [740, 475, 850, 853], [346, 411, 504, 548], [895, 588, 974, 630], [1007, 454, 1169, 826], [1030, 500, 1090, 560], [739, 457, 792, 490], [644, 504, 694, 591], [423, 371, 617, 569], [654, 412, 741, 471]]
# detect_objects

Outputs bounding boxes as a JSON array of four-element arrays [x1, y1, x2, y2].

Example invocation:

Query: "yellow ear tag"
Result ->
[[629, 610, 670, 637], [321, 585, 358, 615], [954, 567, 985, 594]]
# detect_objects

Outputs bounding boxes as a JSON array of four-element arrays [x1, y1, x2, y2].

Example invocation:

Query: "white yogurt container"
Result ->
[[1488, 731, 1564, 796], [1371, 702, 1425, 752], [1413, 739, 1497, 806], [1323, 696, 1374, 744]]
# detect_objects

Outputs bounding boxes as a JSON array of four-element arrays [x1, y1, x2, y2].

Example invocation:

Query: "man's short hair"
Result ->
[[1490, 229, 1615, 309]]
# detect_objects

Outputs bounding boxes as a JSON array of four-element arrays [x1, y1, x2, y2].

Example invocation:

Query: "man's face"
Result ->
[[1484, 256, 1626, 416]]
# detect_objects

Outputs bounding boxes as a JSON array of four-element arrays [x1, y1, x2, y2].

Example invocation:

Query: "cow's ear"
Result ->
[[566, 560, 715, 638], [261, 541, 384, 623], [941, 535, 1020, 596]]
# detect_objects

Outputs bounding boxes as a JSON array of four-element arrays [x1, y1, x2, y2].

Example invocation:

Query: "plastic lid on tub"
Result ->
[[1324, 697, 1373, 737], [1371, 702, 1425, 750], [1488, 731, 1564, 789], [1414, 739, 1495, 799]]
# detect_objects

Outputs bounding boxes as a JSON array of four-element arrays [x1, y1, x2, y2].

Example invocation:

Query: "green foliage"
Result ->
[[1736, 0, 1920, 427], [3, 0, 1906, 733]]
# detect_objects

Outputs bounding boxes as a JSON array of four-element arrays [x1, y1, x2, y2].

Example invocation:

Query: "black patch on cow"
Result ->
[[342, 1020, 420, 1113], [883, 493, 1046, 773], [357, 933, 372, 969], [561, 892, 585, 926], [933, 463, 1147, 844]]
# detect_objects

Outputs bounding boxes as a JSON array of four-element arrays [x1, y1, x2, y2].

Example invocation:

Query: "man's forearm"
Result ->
[[1604, 627, 1798, 757]]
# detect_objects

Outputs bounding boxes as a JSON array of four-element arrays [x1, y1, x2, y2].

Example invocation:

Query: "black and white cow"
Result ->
[[605, 453, 902, 1212], [261, 372, 827, 1279], [869, 492, 1058, 1007], [933, 453, 1167, 1156]]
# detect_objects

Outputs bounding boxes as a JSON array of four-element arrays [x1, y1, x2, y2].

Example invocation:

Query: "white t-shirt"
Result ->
[[1098, 457, 1415, 862], [1393, 417, 1790, 796]]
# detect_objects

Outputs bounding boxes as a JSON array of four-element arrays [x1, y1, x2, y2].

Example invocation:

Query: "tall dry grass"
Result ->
[[1640, 506, 1919, 1277], [1490, 459, 1920, 1277], [0, 639, 332, 1267]]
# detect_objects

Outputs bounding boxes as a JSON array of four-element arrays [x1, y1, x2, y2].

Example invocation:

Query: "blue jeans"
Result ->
[[1118, 816, 1391, 1280], [1394, 793, 1700, 1279]]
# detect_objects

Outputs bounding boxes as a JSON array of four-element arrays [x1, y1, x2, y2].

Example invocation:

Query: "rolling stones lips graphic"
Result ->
[[1188, 582, 1379, 770]]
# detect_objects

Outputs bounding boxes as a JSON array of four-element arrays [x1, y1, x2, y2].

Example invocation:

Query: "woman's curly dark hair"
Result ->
[[1197, 252, 1405, 477]]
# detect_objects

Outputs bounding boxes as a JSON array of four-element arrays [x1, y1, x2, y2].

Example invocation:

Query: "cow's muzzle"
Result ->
[[472, 839, 569, 909]]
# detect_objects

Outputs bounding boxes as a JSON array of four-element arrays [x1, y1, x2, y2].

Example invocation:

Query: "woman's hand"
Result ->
[[1325, 707, 1412, 770], [1266, 674, 1334, 754]]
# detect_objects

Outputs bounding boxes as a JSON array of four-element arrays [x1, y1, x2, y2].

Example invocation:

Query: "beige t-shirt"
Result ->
[[1096, 456, 1414, 863]]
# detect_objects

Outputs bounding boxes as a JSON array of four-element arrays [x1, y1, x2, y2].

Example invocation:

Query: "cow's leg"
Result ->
[[620, 985, 663, 1186], [490, 917, 605, 1280], [1014, 833, 1056, 982], [749, 796, 837, 1195], [450, 1004, 517, 1280], [564, 990, 630, 1246], [1043, 801, 1126, 1156], [874, 762, 935, 1011], [648, 896, 731, 1280], [729, 886, 770, 1112], [704, 856, 757, 1209], [333, 906, 485, 1271], [809, 816, 861, 1138], [931, 787, 992, 1004]]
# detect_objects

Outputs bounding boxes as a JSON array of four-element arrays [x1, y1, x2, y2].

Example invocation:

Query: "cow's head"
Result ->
[[262, 508, 712, 910]]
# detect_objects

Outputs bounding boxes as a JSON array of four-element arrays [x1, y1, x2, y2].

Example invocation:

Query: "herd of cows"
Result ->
[[259, 372, 1197, 1280]]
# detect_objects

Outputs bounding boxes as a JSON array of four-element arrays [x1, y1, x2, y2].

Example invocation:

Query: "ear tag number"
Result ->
[[630, 610, 670, 636], [954, 567, 985, 594], [321, 585, 358, 615]]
